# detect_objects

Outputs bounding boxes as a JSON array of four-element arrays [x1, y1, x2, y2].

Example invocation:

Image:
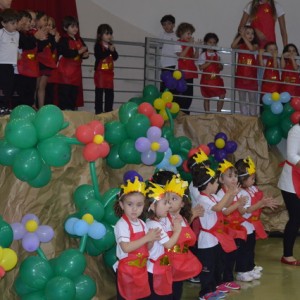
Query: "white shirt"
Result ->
[[159, 31, 177, 68], [146, 217, 170, 273], [244, 1, 285, 18], [237, 189, 255, 234], [198, 51, 222, 66], [0, 29, 19, 64], [278, 124, 300, 193]]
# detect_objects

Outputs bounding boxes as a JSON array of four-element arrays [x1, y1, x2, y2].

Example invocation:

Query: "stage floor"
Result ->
[[182, 237, 300, 300]]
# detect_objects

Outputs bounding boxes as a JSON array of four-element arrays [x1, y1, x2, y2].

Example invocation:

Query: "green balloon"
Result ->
[[103, 199, 119, 225], [125, 114, 150, 139], [103, 246, 117, 268], [85, 237, 103, 256], [128, 97, 143, 105], [280, 116, 293, 139], [169, 137, 181, 154], [20, 256, 54, 290], [119, 139, 142, 164], [21, 291, 46, 300], [0, 139, 20, 166], [261, 109, 281, 128], [38, 136, 71, 167], [28, 162, 52, 188], [53, 249, 86, 279], [14, 275, 39, 296], [143, 85, 160, 103], [177, 136, 192, 151], [105, 144, 126, 169], [91, 224, 116, 253], [162, 127, 173, 140], [13, 148, 42, 181], [73, 274, 97, 300], [104, 121, 127, 145], [79, 199, 105, 222], [10, 105, 36, 122], [264, 126, 283, 145], [5, 118, 38, 149], [45, 276, 76, 300], [281, 102, 295, 118], [118, 102, 138, 124], [34, 105, 64, 140], [73, 185, 95, 210], [102, 187, 120, 207], [154, 152, 164, 165], [0, 216, 13, 247], [178, 167, 192, 182]]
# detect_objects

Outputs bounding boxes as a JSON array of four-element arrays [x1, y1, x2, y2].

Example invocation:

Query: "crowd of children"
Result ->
[[113, 150, 278, 300]]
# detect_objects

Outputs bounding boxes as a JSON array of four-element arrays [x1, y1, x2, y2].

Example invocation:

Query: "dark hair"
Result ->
[[236, 25, 259, 46], [187, 154, 210, 172], [191, 167, 216, 192], [249, 0, 277, 20], [282, 43, 300, 56], [264, 41, 277, 51], [176, 22, 195, 38], [62, 16, 79, 30], [204, 32, 219, 44], [160, 14, 175, 25], [17, 10, 32, 21], [235, 158, 254, 187], [96, 23, 113, 43], [0, 9, 18, 24], [35, 11, 47, 21], [151, 170, 175, 185]]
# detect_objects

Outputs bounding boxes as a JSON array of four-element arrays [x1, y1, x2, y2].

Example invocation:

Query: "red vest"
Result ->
[[17, 48, 39, 78], [37, 43, 57, 69], [280, 59, 300, 97], [117, 215, 151, 300], [261, 57, 280, 93]]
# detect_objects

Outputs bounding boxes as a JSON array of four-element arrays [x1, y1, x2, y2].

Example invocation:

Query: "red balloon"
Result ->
[[89, 120, 104, 135], [182, 160, 189, 172], [290, 97, 300, 111], [188, 148, 198, 158], [198, 144, 210, 155], [291, 111, 300, 124], [98, 142, 110, 158], [83, 143, 102, 161], [150, 113, 164, 128], [76, 125, 94, 144], [138, 102, 155, 118]]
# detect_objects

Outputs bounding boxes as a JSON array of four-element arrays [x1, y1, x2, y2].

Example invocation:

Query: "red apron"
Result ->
[[280, 60, 300, 97], [166, 214, 202, 281], [94, 50, 114, 89], [284, 161, 300, 198], [17, 48, 39, 78], [37, 44, 57, 69], [235, 44, 258, 91], [117, 215, 151, 300], [199, 193, 237, 253], [261, 57, 280, 93], [245, 188, 267, 240], [57, 38, 84, 86], [177, 39, 198, 79], [250, 2, 276, 49], [200, 52, 226, 98]]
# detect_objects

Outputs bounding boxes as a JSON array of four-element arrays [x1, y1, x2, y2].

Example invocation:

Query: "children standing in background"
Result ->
[[279, 43, 300, 97], [231, 25, 259, 116], [0, 8, 19, 115], [114, 176, 161, 300], [235, 157, 278, 282], [258, 42, 280, 94], [94, 24, 118, 114], [199, 33, 226, 112], [238, 0, 288, 49], [174, 22, 199, 114], [57, 16, 88, 110], [159, 14, 177, 92]]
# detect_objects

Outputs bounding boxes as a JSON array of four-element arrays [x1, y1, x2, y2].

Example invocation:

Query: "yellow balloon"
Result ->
[[25, 220, 38, 232], [173, 70, 182, 80], [169, 155, 180, 165], [170, 102, 180, 114], [93, 134, 104, 144], [159, 109, 168, 121], [215, 138, 225, 149], [0, 248, 18, 271], [82, 213, 94, 224], [154, 98, 165, 110], [271, 92, 280, 101], [151, 142, 160, 152], [161, 91, 173, 103]]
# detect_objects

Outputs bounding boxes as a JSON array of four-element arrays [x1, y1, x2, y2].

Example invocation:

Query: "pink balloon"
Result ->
[[147, 126, 162, 142], [22, 233, 40, 252], [36, 225, 54, 243]]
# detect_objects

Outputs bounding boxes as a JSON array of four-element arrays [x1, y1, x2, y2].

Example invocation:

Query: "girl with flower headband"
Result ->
[[216, 159, 248, 290], [145, 178, 182, 299], [190, 166, 238, 300], [114, 176, 161, 300], [235, 157, 278, 282]]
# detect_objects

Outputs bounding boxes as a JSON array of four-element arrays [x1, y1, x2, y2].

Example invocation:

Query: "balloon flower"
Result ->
[[154, 91, 180, 121], [208, 132, 237, 163], [75, 120, 110, 162], [160, 70, 188, 93], [138, 102, 165, 128], [290, 96, 300, 124], [155, 148, 183, 173], [11, 213, 54, 253], [135, 126, 169, 165], [262, 91, 291, 114], [0, 247, 18, 278]]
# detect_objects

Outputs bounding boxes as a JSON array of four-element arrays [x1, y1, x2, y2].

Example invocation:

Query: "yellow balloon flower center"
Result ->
[[169, 155, 180, 165], [151, 142, 160, 152], [82, 213, 94, 224], [215, 138, 225, 149], [25, 220, 38, 232], [271, 92, 280, 101], [93, 134, 104, 144]]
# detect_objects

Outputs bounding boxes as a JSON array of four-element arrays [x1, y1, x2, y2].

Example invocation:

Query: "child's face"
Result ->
[[206, 38, 217, 52], [181, 30, 193, 41], [162, 21, 175, 34], [167, 192, 183, 215], [287, 46, 298, 56], [207, 179, 219, 195], [36, 15, 48, 29], [28, 12, 36, 29], [66, 24, 78, 37], [266, 44, 278, 55], [244, 28, 254, 42], [2, 20, 17, 33], [153, 198, 170, 218], [119, 193, 145, 222], [47, 19, 55, 31], [242, 174, 256, 188], [17, 17, 31, 31], [102, 32, 113, 44], [219, 169, 238, 189]]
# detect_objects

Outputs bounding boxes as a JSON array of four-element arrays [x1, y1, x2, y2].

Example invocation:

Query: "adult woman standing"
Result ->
[[238, 0, 288, 49], [278, 122, 300, 265]]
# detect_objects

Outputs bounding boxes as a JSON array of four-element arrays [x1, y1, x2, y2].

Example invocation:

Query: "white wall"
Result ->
[[77, 0, 299, 52]]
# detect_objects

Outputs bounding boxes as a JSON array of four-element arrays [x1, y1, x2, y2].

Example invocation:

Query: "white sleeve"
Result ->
[[114, 220, 130, 243], [147, 220, 169, 245], [275, 2, 285, 18], [174, 43, 182, 54], [286, 125, 300, 165], [198, 52, 206, 66], [243, 2, 252, 15]]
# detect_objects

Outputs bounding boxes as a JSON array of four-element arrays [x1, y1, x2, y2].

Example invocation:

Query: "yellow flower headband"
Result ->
[[198, 167, 216, 187], [238, 156, 256, 177], [164, 175, 188, 197], [218, 159, 234, 174], [120, 176, 147, 196]]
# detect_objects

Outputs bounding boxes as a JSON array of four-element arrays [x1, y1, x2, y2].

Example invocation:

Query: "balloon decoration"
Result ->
[[261, 92, 296, 144], [155, 148, 183, 173], [153, 91, 180, 121], [160, 70, 188, 93]]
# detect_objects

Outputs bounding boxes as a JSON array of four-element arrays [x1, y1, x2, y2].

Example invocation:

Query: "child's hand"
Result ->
[[34, 29, 47, 41], [172, 215, 183, 233], [146, 228, 162, 242], [54, 31, 60, 43], [283, 52, 290, 59], [78, 46, 88, 55], [259, 48, 265, 55], [227, 183, 240, 197], [262, 196, 278, 210], [238, 195, 248, 207], [108, 43, 115, 51], [192, 204, 205, 218]]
